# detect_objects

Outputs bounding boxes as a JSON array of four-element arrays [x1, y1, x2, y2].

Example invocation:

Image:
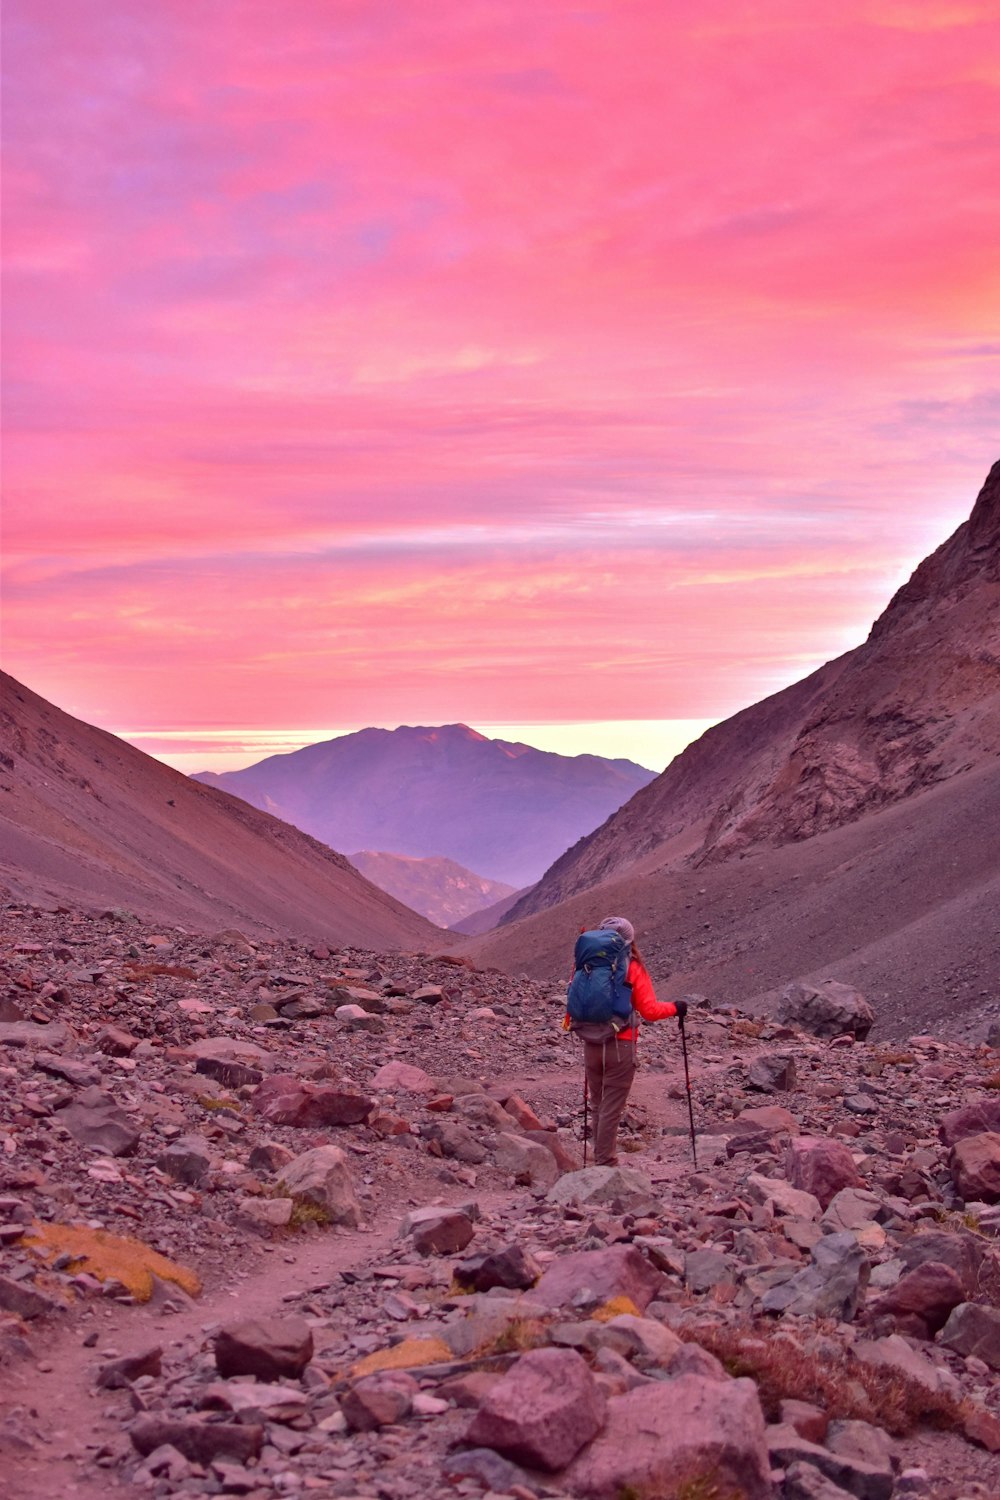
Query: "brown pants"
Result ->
[[584, 1039, 636, 1165]]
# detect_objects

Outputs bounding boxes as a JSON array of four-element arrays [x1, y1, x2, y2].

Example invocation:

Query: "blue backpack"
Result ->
[[567, 928, 634, 1036]]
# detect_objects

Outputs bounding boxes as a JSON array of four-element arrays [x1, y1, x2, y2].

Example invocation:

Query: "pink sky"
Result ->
[[2, 1, 998, 767]]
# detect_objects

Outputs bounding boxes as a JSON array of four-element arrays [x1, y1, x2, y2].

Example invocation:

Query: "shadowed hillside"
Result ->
[[504, 460, 1000, 923], [0, 674, 442, 949], [467, 462, 1000, 1040]]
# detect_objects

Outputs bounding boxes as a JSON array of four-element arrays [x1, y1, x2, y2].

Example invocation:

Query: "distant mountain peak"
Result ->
[[193, 723, 655, 887]]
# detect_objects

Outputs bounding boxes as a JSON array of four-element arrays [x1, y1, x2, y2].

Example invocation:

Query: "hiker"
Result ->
[[569, 915, 686, 1166]]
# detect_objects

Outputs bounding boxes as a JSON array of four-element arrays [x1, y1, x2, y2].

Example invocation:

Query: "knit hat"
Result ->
[[600, 915, 635, 945]]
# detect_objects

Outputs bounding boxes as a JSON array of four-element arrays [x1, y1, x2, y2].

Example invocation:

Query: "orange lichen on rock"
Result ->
[[590, 1295, 642, 1322], [350, 1336, 452, 1377], [24, 1222, 202, 1302]]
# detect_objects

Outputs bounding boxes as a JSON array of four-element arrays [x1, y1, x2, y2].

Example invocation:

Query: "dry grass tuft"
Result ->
[[485, 1316, 549, 1354], [350, 1336, 453, 1378], [591, 1295, 643, 1322], [124, 962, 197, 981], [679, 1319, 968, 1437], [25, 1221, 201, 1302]]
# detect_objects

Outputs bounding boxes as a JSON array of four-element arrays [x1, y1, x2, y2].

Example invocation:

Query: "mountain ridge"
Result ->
[[503, 460, 1000, 923], [194, 723, 656, 887], [0, 672, 442, 949]]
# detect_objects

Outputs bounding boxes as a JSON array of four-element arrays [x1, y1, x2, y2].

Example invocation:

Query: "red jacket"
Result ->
[[618, 957, 677, 1041]]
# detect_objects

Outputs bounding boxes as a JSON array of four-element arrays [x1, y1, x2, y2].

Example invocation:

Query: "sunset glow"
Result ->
[[2, 1, 998, 761]]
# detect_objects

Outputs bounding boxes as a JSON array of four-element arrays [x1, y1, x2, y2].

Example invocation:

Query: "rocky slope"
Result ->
[[3, 904, 1000, 1498], [506, 461, 1000, 921], [347, 851, 515, 928], [194, 724, 656, 888], [0, 673, 441, 951]]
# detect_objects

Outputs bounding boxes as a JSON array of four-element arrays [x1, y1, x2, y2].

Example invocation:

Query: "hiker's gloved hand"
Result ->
[[673, 999, 688, 1022]]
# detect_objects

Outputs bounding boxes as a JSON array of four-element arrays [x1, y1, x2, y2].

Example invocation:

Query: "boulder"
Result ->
[[939, 1302, 1000, 1370], [129, 1418, 262, 1466], [493, 1131, 560, 1189], [0, 1274, 63, 1320], [897, 1228, 985, 1295], [0, 1022, 69, 1048], [251, 1075, 373, 1127], [785, 1137, 862, 1209], [546, 1165, 653, 1212], [747, 1053, 798, 1092], [731, 1104, 799, 1136], [766, 1423, 893, 1500], [949, 1132, 1000, 1203], [97, 1346, 163, 1389], [58, 1088, 141, 1157], [778, 979, 874, 1040], [280, 1146, 361, 1226], [402, 1206, 475, 1255], [463, 1347, 605, 1472], [761, 1232, 870, 1321], [423, 1119, 488, 1164], [155, 1135, 212, 1186], [454, 1245, 541, 1293], [194, 1056, 263, 1088], [371, 1061, 433, 1093], [853, 1333, 962, 1401], [341, 1371, 417, 1431], [213, 1317, 314, 1380], [939, 1097, 1000, 1146], [532, 1244, 664, 1314], [562, 1374, 771, 1499], [868, 1260, 965, 1337], [745, 1173, 821, 1221]]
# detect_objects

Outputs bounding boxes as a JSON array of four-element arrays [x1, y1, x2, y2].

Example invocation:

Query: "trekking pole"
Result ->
[[678, 1014, 698, 1168], [582, 1075, 589, 1167]]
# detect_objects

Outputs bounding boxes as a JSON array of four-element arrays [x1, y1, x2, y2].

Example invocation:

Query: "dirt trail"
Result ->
[[0, 1052, 700, 1500]]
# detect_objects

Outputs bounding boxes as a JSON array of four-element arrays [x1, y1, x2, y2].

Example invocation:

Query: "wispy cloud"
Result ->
[[2, 0, 997, 739]]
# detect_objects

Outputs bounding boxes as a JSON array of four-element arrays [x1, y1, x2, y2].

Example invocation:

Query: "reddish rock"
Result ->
[[531, 1244, 665, 1314], [940, 1302, 1000, 1370], [58, 1088, 141, 1157], [403, 1206, 475, 1254], [95, 1025, 139, 1056], [281, 1145, 362, 1226], [523, 1128, 582, 1172], [371, 1061, 433, 1093], [454, 1244, 541, 1293], [97, 1346, 163, 1389], [949, 1132, 1000, 1203], [778, 979, 874, 1040], [341, 1371, 417, 1431], [779, 1399, 828, 1444], [562, 1374, 771, 1499], [869, 1260, 965, 1336], [500, 1092, 544, 1131], [939, 1098, 1000, 1146], [129, 1418, 262, 1465], [213, 1317, 314, 1381], [464, 1347, 605, 1472], [735, 1105, 799, 1136], [785, 1136, 862, 1209], [251, 1074, 373, 1127]]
